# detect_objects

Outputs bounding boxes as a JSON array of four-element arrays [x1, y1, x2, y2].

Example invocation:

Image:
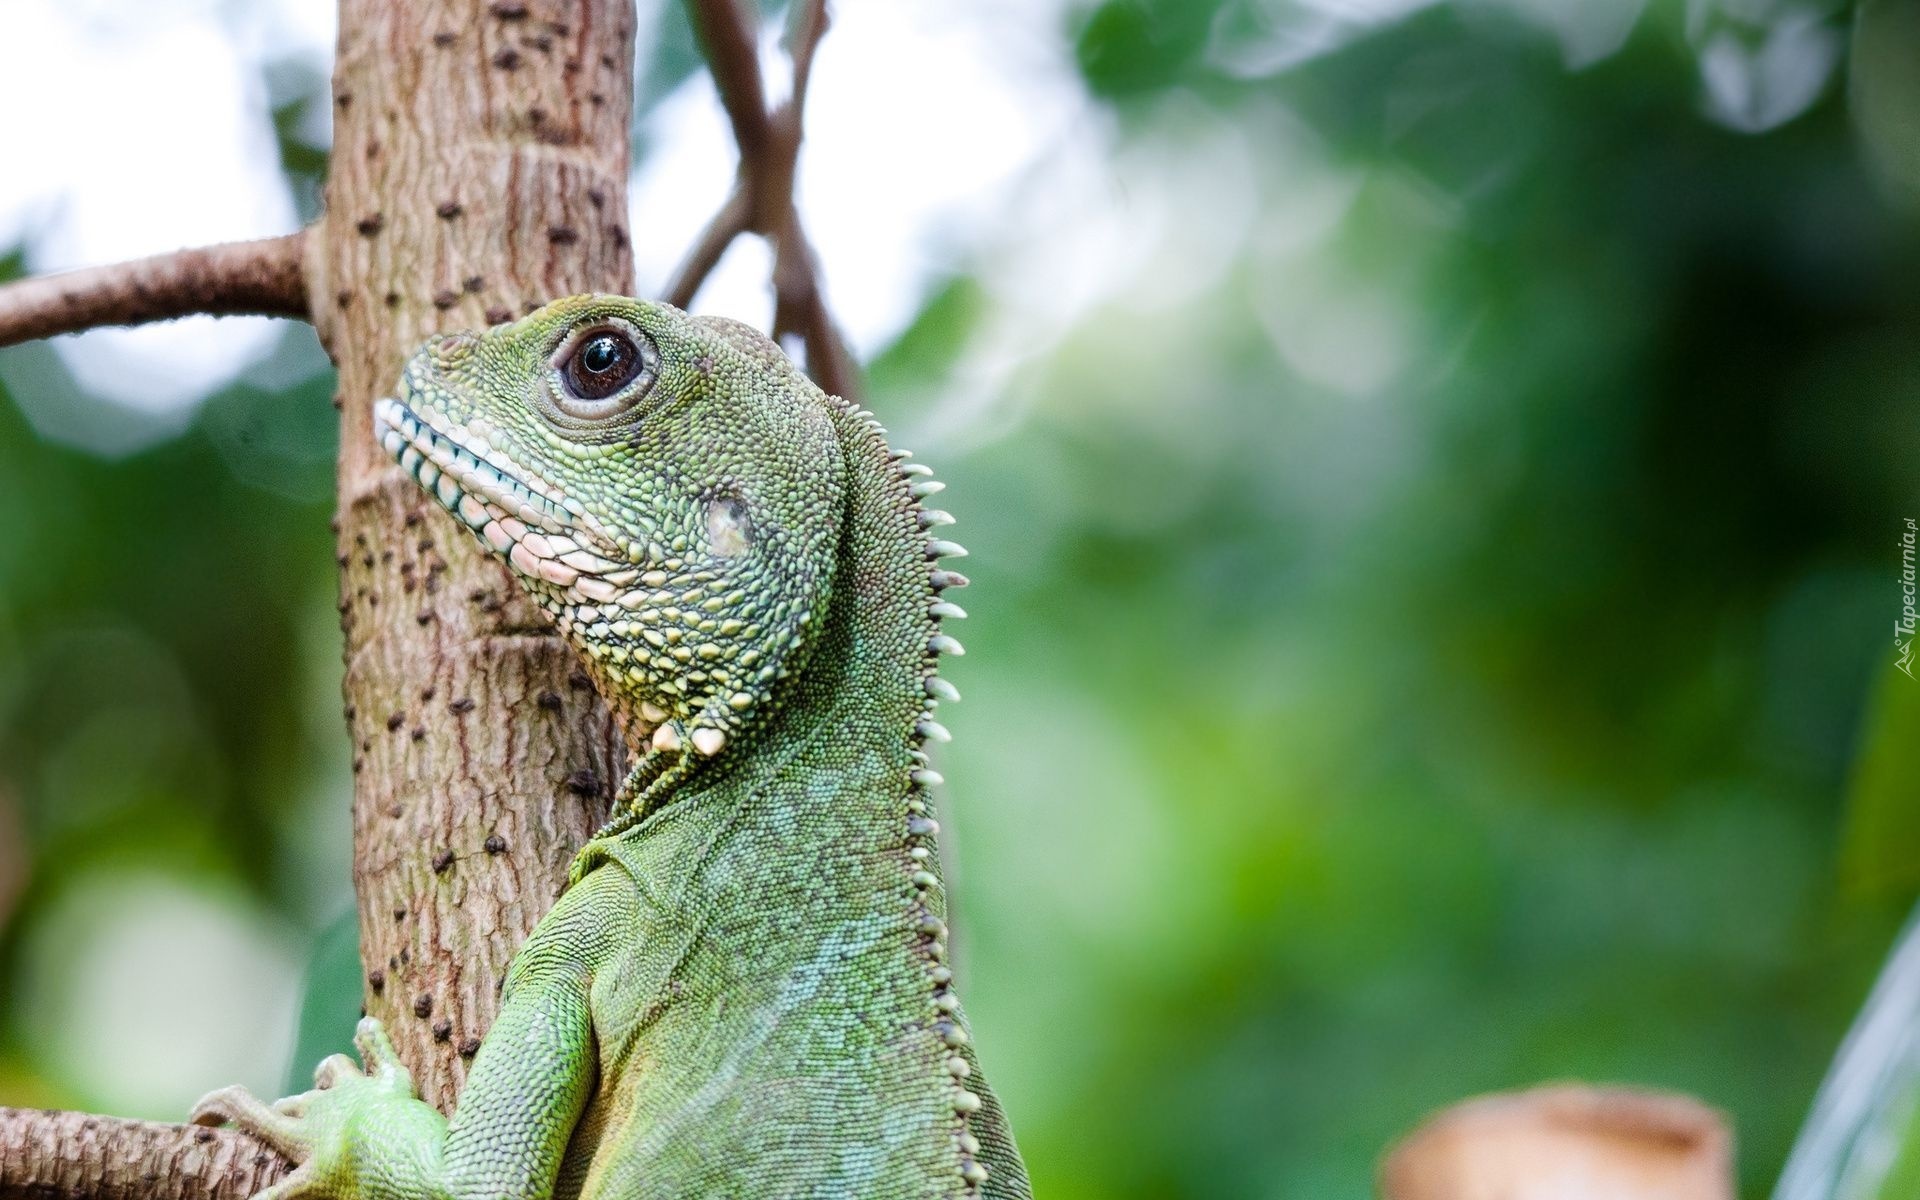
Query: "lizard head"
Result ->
[[373, 294, 846, 762]]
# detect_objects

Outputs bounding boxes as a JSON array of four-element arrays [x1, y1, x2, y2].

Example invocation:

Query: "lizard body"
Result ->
[[193, 296, 1029, 1200]]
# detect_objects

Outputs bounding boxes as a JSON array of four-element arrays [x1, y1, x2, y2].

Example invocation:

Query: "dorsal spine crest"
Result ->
[[828, 389, 987, 1194]]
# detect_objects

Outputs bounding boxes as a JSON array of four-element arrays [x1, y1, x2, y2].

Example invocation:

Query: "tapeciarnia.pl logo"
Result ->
[[1899, 518, 1917, 678]]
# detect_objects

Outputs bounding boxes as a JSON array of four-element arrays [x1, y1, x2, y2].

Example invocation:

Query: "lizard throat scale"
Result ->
[[191, 296, 1030, 1200]]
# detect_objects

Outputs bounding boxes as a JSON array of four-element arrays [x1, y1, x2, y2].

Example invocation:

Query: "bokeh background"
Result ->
[[2, 0, 1918, 1196]]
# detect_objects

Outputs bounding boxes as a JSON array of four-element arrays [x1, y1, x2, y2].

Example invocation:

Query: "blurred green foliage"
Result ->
[[2, 2, 1917, 1198]]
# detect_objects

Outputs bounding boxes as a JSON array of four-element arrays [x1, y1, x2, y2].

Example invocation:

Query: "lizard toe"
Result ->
[[189, 1085, 314, 1160], [313, 1052, 361, 1090], [352, 1016, 416, 1090]]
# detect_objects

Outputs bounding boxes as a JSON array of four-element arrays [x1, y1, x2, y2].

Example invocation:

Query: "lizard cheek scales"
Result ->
[[350, 294, 1018, 1196]]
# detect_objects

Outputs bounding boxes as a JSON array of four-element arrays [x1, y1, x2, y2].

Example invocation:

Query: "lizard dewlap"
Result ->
[[193, 295, 1028, 1200]]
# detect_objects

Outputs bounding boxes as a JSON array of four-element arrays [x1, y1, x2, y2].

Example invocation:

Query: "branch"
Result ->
[[662, 184, 751, 310], [0, 1107, 291, 1200], [1379, 1085, 1734, 1200], [781, 0, 830, 137], [0, 232, 307, 349], [770, 213, 855, 401], [686, 0, 771, 162], [675, 0, 858, 401]]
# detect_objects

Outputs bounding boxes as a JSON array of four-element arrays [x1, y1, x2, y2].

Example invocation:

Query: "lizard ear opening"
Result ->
[[706, 495, 752, 559]]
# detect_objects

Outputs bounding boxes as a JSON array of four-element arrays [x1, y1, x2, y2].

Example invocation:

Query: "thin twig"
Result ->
[[783, 0, 830, 136], [770, 213, 854, 400], [766, 0, 854, 398], [663, 184, 753, 309], [0, 232, 307, 349]]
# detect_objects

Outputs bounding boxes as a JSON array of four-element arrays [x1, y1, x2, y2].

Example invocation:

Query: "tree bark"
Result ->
[[0, 1113, 288, 1200], [320, 0, 635, 1111]]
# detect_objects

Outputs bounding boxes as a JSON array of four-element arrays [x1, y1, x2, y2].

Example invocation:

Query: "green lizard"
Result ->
[[191, 295, 1029, 1199]]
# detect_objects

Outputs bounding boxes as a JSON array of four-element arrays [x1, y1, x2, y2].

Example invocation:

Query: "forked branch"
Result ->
[[0, 232, 308, 349], [670, 0, 859, 401]]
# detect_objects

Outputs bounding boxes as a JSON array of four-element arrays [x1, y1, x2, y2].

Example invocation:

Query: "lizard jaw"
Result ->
[[372, 395, 635, 591]]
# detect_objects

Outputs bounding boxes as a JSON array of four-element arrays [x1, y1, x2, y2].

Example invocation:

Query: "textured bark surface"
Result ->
[[319, 0, 636, 1111], [0, 1111, 289, 1200]]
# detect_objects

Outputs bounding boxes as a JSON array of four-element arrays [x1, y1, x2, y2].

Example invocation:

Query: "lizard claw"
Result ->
[[313, 1052, 361, 1090], [352, 1016, 413, 1087], [191, 1022, 414, 1165], [189, 1084, 314, 1160], [190, 1024, 440, 1200]]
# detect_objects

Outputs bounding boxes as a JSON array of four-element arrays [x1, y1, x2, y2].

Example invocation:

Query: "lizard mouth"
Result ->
[[372, 395, 639, 596]]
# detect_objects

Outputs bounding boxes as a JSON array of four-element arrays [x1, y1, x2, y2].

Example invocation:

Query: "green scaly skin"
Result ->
[[191, 295, 1029, 1200]]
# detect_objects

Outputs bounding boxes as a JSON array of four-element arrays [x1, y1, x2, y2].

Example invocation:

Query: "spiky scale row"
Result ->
[[866, 430, 1004, 1197]]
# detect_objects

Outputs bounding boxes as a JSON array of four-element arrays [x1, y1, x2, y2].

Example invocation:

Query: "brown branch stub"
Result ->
[[0, 1107, 291, 1200], [1378, 1084, 1734, 1200], [0, 232, 308, 349]]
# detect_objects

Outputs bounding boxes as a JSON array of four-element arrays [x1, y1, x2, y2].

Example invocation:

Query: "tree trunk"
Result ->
[[321, 0, 634, 1110]]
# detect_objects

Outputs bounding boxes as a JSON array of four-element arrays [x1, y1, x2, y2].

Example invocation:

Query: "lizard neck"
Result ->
[[586, 400, 987, 1189], [576, 399, 998, 1190], [620, 398, 957, 821], [657, 396, 952, 866]]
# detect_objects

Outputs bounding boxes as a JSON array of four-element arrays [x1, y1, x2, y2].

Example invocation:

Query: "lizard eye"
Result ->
[[552, 325, 656, 418], [564, 332, 642, 400]]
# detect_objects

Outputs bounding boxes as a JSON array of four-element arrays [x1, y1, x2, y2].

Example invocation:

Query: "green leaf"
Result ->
[[1841, 665, 1920, 902], [283, 908, 363, 1095], [1074, 0, 1222, 98]]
